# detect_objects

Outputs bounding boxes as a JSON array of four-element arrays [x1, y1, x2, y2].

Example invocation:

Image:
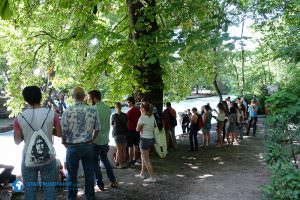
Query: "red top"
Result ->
[[127, 107, 141, 131], [162, 107, 176, 129]]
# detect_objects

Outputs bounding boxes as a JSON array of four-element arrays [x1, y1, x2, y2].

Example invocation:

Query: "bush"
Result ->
[[262, 88, 300, 199]]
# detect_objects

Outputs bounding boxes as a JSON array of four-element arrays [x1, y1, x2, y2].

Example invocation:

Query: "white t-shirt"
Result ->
[[137, 114, 155, 139]]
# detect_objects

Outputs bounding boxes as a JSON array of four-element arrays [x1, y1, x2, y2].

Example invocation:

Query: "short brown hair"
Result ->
[[72, 87, 85, 100]]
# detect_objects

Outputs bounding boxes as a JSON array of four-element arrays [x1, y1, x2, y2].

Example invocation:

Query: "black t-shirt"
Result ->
[[111, 112, 128, 137]]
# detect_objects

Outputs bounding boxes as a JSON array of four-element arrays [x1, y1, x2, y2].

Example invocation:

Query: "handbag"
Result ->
[[153, 119, 168, 158]]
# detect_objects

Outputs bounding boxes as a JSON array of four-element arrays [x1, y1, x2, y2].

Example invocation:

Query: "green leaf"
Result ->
[[0, 0, 12, 20]]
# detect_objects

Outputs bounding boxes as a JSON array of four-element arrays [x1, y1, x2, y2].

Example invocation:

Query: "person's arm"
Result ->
[[253, 106, 258, 112], [0, 164, 14, 169], [136, 116, 143, 132], [93, 129, 99, 141], [136, 124, 143, 132], [13, 118, 23, 145], [53, 113, 62, 137], [111, 114, 115, 126], [93, 112, 100, 141], [61, 112, 68, 145]]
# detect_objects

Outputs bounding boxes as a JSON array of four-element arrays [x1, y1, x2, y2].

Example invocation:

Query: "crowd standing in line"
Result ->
[[11, 85, 260, 199]]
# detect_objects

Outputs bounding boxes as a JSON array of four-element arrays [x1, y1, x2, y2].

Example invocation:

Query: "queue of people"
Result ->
[[179, 96, 259, 150], [11, 85, 259, 200], [13, 86, 160, 199]]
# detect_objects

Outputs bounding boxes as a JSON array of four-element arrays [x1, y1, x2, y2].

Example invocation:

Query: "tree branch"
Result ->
[[112, 15, 128, 32], [29, 31, 57, 40], [33, 42, 47, 65]]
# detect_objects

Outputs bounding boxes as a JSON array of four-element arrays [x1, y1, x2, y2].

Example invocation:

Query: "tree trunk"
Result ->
[[196, 84, 199, 94], [232, 56, 240, 90], [127, 0, 164, 115], [240, 18, 245, 96], [213, 75, 222, 102]]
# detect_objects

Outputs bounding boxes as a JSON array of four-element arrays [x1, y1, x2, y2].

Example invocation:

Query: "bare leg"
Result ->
[[141, 149, 155, 178], [116, 144, 121, 165], [121, 144, 126, 167], [207, 132, 211, 145], [129, 147, 134, 162], [140, 152, 147, 176], [134, 145, 139, 161], [217, 128, 223, 146]]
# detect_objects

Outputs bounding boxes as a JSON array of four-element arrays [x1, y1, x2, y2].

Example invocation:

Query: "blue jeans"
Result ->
[[94, 144, 116, 188], [66, 144, 95, 200], [189, 129, 198, 150], [247, 117, 258, 136], [21, 157, 56, 200]]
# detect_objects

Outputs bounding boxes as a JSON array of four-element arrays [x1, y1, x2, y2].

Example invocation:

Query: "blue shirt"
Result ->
[[62, 102, 99, 144], [248, 105, 258, 117]]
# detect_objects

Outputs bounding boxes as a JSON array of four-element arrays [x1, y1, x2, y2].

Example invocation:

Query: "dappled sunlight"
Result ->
[[184, 162, 199, 170], [142, 183, 149, 187], [176, 174, 186, 178], [197, 174, 214, 179], [255, 153, 265, 163], [184, 163, 193, 166], [180, 156, 198, 160], [187, 157, 197, 160], [127, 182, 135, 185], [213, 157, 221, 161], [213, 157, 225, 165]]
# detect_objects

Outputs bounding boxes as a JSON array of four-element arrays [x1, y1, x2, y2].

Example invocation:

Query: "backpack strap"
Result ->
[[20, 108, 51, 132], [20, 113, 36, 132], [41, 108, 51, 129]]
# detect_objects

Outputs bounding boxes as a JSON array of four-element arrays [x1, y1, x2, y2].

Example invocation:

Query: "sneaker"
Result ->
[[134, 174, 145, 179], [143, 177, 156, 183]]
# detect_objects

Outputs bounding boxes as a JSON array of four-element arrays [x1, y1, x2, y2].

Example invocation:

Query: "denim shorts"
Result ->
[[139, 138, 155, 150], [114, 135, 127, 144]]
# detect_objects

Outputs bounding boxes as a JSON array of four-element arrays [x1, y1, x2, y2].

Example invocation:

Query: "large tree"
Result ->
[[0, 0, 249, 115]]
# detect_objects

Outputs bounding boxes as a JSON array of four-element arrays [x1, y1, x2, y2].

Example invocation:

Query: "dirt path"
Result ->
[[7, 117, 268, 200]]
